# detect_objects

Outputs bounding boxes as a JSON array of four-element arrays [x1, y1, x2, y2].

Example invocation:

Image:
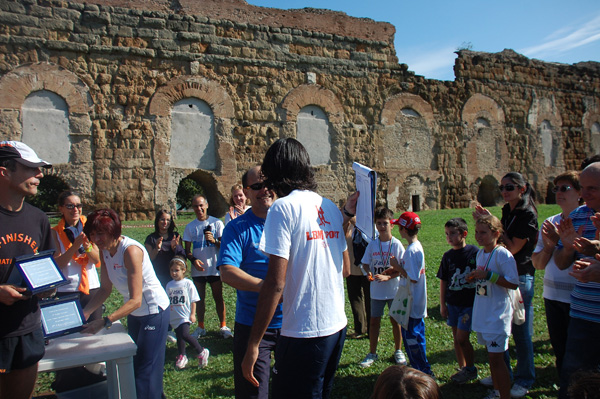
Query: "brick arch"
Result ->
[[280, 84, 344, 124], [149, 76, 234, 118], [380, 93, 434, 128], [0, 62, 92, 114], [461, 93, 505, 127], [149, 76, 236, 217], [0, 62, 94, 201]]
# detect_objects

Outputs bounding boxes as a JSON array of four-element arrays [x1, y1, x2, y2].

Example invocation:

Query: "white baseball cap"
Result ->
[[0, 141, 52, 168]]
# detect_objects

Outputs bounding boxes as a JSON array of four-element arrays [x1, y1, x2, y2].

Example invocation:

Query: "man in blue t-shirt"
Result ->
[[218, 165, 282, 399]]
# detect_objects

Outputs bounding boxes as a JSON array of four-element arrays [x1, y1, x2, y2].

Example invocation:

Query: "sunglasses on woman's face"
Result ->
[[64, 204, 83, 210], [498, 184, 517, 192], [552, 185, 572, 193], [246, 182, 266, 191]]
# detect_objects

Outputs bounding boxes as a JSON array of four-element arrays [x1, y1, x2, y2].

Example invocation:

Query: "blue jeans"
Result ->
[[272, 328, 346, 399], [510, 275, 535, 389], [559, 317, 600, 399], [127, 307, 170, 399]]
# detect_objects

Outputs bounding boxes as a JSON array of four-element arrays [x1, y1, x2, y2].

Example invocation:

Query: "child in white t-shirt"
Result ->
[[166, 256, 210, 369], [389, 212, 433, 376], [468, 215, 519, 399], [359, 207, 406, 369]]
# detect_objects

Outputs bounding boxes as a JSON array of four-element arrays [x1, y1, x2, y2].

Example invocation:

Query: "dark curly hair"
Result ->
[[261, 138, 317, 197]]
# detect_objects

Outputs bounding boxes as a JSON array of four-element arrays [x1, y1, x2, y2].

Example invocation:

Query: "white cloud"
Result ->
[[520, 13, 600, 58], [403, 46, 457, 80]]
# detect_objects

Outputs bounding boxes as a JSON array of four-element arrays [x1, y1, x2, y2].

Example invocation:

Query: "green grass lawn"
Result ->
[[36, 205, 562, 399]]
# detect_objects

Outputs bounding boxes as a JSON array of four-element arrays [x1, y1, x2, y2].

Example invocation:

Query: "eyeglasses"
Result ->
[[552, 185, 573, 193], [64, 204, 83, 210], [498, 184, 517, 192], [246, 182, 266, 191]]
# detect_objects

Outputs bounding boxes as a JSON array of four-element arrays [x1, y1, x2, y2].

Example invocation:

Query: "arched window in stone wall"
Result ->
[[461, 94, 508, 178], [380, 93, 435, 171], [297, 105, 331, 165], [170, 98, 216, 170], [401, 107, 420, 118], [380, 93, 437, 212], [476, 117, 491, 128], [591, 122, 600, 154], [149, 76, 235, 216], [22, 91, 70, 164], [0, 63, 93, 199]]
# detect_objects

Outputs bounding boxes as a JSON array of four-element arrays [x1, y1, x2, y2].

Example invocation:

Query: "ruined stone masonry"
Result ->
[[0, 0, 598, 219]]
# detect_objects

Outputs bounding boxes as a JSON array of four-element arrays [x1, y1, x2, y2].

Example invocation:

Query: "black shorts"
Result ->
[[193, 275, 221, 284], [0, 328, 45, 373]]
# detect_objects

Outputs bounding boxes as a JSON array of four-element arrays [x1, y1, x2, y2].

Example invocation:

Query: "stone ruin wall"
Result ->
[[0, 0, 598, 219]]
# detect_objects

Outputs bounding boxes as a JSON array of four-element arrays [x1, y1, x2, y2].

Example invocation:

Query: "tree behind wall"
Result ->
[[176, 177, 205, 210], [25, 174, 69, 213]]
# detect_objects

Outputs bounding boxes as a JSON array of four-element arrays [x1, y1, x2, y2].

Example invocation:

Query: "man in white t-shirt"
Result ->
[[241, 138, 357, 399], [183, 195, 232, 338]]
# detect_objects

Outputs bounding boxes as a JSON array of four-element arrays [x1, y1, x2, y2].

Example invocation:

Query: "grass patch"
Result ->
[[35, 205, 562, 399]]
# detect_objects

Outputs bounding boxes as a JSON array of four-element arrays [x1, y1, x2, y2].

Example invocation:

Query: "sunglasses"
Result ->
[[498, 184, 518, 192], [552, 185, 572, 193], [246, 182, 266, 191], [64, 204, 83, 210]]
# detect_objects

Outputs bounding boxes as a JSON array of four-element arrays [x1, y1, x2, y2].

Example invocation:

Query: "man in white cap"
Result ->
[[0, 141, 54, 399]]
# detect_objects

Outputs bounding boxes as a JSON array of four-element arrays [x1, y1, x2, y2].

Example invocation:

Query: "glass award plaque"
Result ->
[[14, 249, 67, 294], [40, 295, 86, 338]]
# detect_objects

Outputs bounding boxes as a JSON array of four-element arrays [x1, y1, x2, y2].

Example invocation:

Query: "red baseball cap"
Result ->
[[0, 141, 51, 168], [393, 212, 421, 229]]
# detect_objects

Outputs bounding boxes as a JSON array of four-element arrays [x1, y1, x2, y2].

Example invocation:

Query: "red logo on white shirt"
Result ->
[[317, 206, 330, 227]]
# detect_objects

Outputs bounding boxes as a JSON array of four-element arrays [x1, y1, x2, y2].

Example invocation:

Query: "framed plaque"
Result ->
[[14, 249, 67, 294], [40, 295, 86, 338]]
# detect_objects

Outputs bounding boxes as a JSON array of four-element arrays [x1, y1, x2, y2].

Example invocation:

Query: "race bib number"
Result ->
[[476, 282, 488, 297]]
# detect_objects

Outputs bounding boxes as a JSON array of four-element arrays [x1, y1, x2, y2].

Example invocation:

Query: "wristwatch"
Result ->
[[103, 316, 113, 329]]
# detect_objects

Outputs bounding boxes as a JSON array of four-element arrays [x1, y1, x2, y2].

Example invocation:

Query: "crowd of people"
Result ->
[[1, 137, 600, 399]]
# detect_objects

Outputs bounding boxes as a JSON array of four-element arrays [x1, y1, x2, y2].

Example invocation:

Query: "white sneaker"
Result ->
[[191, 327, 206, 338], [510, 384, 529, 398], [198, 348, 210, 369], [483, 389, 500, 399], [393, 349, 407, 365], [480, 375, 494, 387], [175, 354, 188, 370], [220, 326, 233, 339], [359, 353, 378, 368], [166, 331, 177, 344]]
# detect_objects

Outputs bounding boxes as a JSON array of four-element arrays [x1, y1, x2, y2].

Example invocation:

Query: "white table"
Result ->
[[38, 322, 137, 399]]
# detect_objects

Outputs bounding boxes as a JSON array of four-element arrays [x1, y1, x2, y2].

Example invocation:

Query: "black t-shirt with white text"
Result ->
[[0, 202, 54, 338], [436, 245, 478, 307]]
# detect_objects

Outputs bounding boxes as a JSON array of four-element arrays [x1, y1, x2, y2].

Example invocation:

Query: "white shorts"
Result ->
[[476, 331, 509, 353]]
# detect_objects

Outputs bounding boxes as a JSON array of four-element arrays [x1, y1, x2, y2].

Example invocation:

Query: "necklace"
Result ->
[[378, 238, 393, 268]]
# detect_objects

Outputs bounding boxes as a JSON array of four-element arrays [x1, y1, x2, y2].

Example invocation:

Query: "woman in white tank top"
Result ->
[[80, 208, 170, 399]]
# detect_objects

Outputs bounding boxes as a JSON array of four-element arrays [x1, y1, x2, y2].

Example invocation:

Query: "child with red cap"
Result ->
[[389, 211, 434, 376]]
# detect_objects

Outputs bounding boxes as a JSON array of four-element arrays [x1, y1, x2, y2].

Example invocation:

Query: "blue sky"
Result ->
[[247, 0, 600, 81]]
